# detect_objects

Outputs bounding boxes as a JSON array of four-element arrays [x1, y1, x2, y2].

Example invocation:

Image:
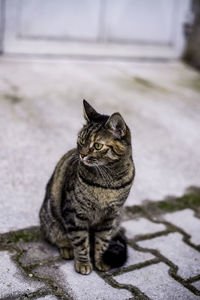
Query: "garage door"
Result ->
[[1, 0, 191, 59]]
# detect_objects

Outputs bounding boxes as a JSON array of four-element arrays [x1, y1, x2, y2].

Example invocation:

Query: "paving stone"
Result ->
[[34, 260, 132, 300], [138, 232, 200, 279], [164, 209, 200, 245], [0, 251, 45, 298], [122, 218, 166, 239], [124, 246, 155, 267], [36, 296, 58, 300], [19, 241, 59, 266], [192, 281, 200, 290], [59, 261, 132, 300], [114, 262, 199, 300]]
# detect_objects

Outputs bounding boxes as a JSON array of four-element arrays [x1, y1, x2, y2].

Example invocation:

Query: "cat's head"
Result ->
[[77, 100, 132, 167]]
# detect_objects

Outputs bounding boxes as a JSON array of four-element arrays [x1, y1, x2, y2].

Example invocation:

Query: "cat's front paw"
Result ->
[[95, 260, 110, 272], [75, 260, 92, 275]]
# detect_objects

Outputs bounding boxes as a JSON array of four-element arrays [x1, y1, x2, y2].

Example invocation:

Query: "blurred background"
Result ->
[[0, 0, 200, 232]]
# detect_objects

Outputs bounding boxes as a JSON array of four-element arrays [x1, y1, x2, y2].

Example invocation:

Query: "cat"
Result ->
[[39, 100, 135, 275]]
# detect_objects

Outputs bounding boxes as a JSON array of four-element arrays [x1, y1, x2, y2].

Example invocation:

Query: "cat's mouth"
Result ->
[[79, 155, 98, 167], [81, 160, 94, 166]]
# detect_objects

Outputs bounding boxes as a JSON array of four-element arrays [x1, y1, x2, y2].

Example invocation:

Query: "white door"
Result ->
[[2, 0, 191, 58]]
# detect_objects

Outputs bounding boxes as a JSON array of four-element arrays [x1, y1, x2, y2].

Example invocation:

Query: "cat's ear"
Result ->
[[105, 113, 126, 137], [83, 99, 101, 122]]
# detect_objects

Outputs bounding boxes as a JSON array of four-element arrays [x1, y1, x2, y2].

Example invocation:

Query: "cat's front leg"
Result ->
[[94, 217, 116, 271], [68, 228, 92, 275]]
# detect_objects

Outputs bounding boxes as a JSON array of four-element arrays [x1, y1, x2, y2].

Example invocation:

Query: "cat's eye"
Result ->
[[94, 142, 103, 150]]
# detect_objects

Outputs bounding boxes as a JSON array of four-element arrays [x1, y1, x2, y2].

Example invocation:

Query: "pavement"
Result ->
[[0, 57, 200, 299]]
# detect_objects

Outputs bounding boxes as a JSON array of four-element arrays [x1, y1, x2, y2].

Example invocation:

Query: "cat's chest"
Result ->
[[76, 181, 128, 210], [81, 189, 118, 224], [73, 181, 130, 226], [92, 187, 121, 207]]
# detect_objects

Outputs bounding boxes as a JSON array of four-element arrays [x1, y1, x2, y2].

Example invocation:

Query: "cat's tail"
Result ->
[[102, 229, 127, 268]]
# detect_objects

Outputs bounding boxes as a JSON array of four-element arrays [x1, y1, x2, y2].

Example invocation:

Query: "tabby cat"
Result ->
[[40, 100, 135, 275]]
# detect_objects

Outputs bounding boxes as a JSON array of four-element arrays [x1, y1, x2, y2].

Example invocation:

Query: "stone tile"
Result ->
[[59, 261, 132, 300], [122, 218, 166, 239], [164, 209, 200, 245], [138, 233, 200, 279], [192, 281, 200, 291], [36, 296, 58, 300], [114, 262, 199, 300], [34, 260, 132, 300], [124, 246, 155, 267], [19, 241, 59, 266], [0, 251, 45, 298]]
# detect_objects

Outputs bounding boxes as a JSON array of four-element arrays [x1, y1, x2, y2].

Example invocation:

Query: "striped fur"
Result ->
[[40, 100, 135, 275]]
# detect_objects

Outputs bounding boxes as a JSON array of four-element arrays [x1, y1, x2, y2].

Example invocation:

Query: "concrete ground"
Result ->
[[0, 58, 200, 299]]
